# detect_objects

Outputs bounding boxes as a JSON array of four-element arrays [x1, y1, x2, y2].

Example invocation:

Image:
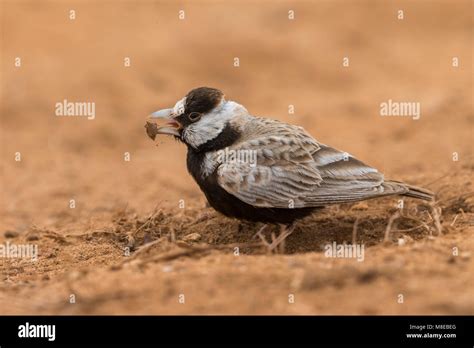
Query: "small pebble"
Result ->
[[4, 230, 19, 238], [26, 234, 39, 241], [162, 265, 173, 273], [351, 202, 369, 211], [460, 252, 471, 260], [182, 233, 202, 242]]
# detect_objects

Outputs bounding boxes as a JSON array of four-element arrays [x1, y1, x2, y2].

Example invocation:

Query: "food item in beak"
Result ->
[[145, 121, 159, 141], [145, 117, 182, 139]]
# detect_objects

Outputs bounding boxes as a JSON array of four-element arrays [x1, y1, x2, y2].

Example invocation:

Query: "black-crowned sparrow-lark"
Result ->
[[146, 87, 433, 248]]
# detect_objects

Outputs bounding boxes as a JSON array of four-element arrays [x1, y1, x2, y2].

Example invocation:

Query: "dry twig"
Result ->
[[352, 217, 360, 245], [384, 211, 400, 243]]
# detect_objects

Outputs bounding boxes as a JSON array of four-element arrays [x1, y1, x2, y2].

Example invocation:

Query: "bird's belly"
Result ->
[[186, 148, 316, 224], [205, 188, 315, 224]]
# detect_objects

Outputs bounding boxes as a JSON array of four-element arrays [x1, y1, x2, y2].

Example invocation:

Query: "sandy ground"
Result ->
[[0, 0, 473, 314]]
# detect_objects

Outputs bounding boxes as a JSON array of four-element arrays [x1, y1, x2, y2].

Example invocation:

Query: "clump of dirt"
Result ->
[[145, 122, 159, 141]]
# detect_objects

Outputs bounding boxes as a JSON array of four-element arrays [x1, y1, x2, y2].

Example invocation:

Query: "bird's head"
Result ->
[[147, 87, 246, 149]]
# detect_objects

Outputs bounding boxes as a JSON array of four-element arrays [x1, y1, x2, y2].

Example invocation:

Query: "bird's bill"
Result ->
[[148, 108, 182, 137], [150, 108, 173, 119]]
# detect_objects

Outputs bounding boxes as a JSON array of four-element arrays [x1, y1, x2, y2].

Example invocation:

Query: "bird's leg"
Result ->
[[253, 224, 271, 247], [269, 222, 296, 253]]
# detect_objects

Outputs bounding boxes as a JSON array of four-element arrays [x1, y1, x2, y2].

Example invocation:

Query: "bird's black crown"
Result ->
[[184, 87, 224, 114]]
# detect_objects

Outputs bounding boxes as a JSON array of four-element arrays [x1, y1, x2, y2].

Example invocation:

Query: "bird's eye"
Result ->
[[188, 112, 201, 122]]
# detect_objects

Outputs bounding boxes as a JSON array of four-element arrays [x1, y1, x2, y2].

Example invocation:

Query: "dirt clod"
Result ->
[[182, 233, 202, 242], [4, 230, 19, 238], [145, 122, 159, 141]]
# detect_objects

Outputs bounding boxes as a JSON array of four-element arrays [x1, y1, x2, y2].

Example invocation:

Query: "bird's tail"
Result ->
[[384, 180, 435, 201]]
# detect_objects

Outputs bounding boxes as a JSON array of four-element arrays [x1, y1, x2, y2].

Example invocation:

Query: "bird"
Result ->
[[146, 87, 434, 249]]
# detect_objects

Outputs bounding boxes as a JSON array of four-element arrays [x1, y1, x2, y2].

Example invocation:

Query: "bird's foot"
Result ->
[[254, 223, 295, 254]]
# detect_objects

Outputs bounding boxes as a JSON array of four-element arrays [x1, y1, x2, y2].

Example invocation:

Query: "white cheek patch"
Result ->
[[184, 119, 226, 148], [182, 100, 248, 149]]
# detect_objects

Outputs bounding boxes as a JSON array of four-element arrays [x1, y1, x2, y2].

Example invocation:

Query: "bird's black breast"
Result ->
[[186, 121, 239, 181], [186, 123, 316, 224]]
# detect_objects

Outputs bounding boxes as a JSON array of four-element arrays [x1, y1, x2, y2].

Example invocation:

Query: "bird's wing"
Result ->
[[216, 117, 398, 208]]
